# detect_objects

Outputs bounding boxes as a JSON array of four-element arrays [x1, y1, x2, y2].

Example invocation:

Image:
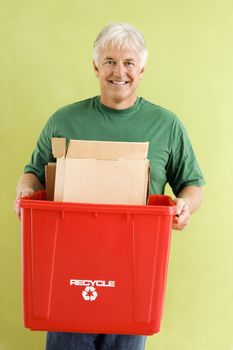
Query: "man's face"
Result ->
[[93, 45, 145, 109]]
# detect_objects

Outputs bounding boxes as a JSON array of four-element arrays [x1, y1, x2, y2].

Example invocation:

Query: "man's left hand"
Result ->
[[173, 198, 191, 230]]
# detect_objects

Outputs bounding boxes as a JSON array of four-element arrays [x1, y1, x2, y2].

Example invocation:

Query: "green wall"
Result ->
[[1, 1, 232, 349]]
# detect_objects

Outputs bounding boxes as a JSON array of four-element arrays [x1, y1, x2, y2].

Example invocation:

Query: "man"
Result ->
[[15, 22, 205, 350]]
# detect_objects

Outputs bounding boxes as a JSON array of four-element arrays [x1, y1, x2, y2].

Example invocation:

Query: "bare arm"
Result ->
[[14, 173, 44, 219], [173, 185, 203, 231]]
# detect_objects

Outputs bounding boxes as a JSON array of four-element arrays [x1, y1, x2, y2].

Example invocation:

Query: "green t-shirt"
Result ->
[[24, 96, 205, 196]]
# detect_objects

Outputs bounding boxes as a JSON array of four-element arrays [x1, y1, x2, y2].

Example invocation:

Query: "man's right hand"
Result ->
[[14, 188, 35, 220], [14, 173, 44, 220]]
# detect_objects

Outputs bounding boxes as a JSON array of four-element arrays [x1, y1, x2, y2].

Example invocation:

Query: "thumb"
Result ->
[[174, 198, 186, 216]]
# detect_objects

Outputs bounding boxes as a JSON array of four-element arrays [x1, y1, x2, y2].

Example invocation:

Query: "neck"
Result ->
[[100, 96, 137, 110]]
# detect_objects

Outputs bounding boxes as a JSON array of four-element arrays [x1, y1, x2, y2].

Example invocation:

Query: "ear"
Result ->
[[139, 66, 145, 80], [93, 60, 99, 77]]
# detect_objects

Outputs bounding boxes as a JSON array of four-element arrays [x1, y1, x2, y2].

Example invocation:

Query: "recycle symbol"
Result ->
[[82, 286, 98, 301]]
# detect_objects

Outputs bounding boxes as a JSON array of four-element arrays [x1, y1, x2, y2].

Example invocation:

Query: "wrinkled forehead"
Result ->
[[99, 42, 140, 61]]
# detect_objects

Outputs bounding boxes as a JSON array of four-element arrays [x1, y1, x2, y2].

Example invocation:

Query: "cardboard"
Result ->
[[45, 163, 56, 201], [52, 138, 149, 205]]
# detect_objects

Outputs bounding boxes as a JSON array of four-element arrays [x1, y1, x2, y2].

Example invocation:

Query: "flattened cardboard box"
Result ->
[[52, 138, 149, 205], [45, 163, 56, 201]]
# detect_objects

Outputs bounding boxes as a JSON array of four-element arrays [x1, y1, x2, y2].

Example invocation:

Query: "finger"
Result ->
[[13, 188, 34, 220], [173, 205, 190, 230], [13, 199, 21, 220], [172, 222, 188, 231], [16, 207, 21, 220], [174, 198, 186, 216]]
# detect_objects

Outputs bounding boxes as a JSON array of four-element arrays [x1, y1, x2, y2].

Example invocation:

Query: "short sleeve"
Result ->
[[166, 118, 205, 196], [24, 114, 56, 184]]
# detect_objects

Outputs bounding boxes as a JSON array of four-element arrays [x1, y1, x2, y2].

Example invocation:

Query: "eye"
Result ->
[[104, 60, 115, 65], [125, 61, 135, 67]]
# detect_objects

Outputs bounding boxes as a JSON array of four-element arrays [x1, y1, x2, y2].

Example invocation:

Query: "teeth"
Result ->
[[111, 81, 127, 85]]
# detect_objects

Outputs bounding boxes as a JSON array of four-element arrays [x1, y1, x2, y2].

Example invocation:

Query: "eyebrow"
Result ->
[[104, 57, 135, 62]]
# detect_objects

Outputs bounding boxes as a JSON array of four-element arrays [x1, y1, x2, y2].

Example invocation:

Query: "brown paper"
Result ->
[[52, 139, 150, 205], [45, 163, 56, 201]]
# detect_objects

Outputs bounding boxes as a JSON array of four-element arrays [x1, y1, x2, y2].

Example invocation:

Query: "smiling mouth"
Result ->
[[109, 80, 129, 85]]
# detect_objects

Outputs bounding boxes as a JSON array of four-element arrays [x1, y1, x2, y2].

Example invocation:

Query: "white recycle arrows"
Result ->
[[82, 286, 98, 301]]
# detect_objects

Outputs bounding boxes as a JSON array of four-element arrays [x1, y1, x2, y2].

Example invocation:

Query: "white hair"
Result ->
[[93, 22, 148, 68]]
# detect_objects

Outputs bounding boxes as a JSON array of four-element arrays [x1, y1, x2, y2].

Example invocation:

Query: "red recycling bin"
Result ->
[[20, 191, 175, 335]]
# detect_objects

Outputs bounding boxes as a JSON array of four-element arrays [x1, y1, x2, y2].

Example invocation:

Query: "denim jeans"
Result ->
[[46, 332, 147, 350]]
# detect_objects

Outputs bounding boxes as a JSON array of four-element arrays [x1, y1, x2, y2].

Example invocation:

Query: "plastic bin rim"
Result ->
[[19, 192, 176, 216]]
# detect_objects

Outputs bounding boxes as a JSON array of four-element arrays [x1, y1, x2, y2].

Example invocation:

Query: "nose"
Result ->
[[112, 62, 126, 77]]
